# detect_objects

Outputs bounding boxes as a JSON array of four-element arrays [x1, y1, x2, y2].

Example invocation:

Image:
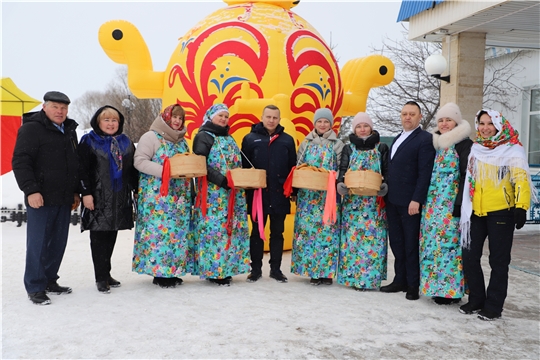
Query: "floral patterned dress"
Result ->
[[338, 146, 387, 289], [132, 133, 194, 277], [419, 146, 464, 298], [291, 142, 340, 279], [192, 135, 250, 279]]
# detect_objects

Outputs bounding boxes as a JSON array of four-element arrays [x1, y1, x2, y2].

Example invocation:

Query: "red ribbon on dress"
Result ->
[[195, 176, 208, 217], [376, 196, 386, 216], [283, 166, 296, 197], [160, 157, 171, 197], [251, 188, 266, 241], [225, 170, 236, 250], [322, 170, 337, 225]]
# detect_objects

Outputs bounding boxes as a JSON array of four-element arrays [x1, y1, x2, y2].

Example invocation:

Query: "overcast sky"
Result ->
[[2, 1, 406, 110]]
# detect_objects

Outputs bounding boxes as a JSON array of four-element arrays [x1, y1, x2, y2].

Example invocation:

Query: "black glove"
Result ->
[[452, 206, 461, 218], [514, 208, 527, 229], [377, 183, 388, 197]]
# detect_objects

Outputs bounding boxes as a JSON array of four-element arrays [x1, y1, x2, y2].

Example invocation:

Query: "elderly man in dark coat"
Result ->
[[12, 91, 80, 305], [241, 105, 296, 283]]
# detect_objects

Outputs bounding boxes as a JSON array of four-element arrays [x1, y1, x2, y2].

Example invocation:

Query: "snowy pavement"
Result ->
[[2, 219, 539, 359]]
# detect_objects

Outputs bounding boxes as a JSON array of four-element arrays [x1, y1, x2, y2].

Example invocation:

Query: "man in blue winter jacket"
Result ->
[[241, 105, 296, 283]]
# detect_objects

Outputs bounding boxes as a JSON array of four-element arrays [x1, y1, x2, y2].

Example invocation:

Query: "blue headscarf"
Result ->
[[82, 105, 131, 192], [203, 103, 229, 124]]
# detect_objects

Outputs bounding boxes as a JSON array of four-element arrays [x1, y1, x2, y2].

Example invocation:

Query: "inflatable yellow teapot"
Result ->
[[98, 0, 395, 250], [98, 0, 394, 146]]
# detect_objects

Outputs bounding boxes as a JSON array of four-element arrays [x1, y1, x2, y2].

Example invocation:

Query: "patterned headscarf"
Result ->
[[203, 103, 229, 124], [161, 104, 184, 129], [474, 109, 521, 148]]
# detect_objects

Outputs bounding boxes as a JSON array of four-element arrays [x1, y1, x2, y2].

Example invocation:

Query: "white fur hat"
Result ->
[[436, 102, 463, 124]]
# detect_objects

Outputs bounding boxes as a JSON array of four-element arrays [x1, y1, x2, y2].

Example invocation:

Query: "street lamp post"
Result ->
[[121, 94, 135, 123]]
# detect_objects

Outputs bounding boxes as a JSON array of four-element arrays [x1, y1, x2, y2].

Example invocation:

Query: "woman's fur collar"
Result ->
[[432, 120, 471, 150]]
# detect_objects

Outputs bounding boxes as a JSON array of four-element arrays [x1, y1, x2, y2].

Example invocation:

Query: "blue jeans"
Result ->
[[24, 205, 71, 293]]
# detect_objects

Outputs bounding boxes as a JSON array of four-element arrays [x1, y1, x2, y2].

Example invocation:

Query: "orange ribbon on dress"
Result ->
[[283, 166, 296, 197], [160, 157, 171, 197], [322, 170, 337, 225], [195, 176, 208, 217], [225, 170, 236, 250], [251, 188, 266, 241]]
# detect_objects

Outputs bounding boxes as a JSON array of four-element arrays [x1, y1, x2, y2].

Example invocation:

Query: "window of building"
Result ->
[[529, 89, 540, 165]]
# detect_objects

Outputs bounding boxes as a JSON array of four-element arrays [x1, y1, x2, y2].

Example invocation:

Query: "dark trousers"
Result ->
[[462, 209, 515, 315], [90, 230, 118, 282], [386, 201, 421, 287], [24, 205, 71, 293], [249, 213, 286, 274]]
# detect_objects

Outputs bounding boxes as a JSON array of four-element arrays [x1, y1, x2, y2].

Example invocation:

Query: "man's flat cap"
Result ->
[[43, 91, 70, 105]]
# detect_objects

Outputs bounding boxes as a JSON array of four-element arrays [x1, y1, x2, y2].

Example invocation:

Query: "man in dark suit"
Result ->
[[381, 101, 435, 300]]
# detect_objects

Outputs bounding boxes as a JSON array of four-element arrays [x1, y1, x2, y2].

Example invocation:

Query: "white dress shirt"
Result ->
[[390, 126, 419, 159]]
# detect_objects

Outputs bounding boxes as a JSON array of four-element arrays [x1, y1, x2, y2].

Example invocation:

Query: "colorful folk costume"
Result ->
[[459, 109, 537, 320], [291, 108, 344, 285], [337, 127, 389, 290], [132, 105, 194, 288], [192, 104, 250, 286], [419, 103, 472, 304]]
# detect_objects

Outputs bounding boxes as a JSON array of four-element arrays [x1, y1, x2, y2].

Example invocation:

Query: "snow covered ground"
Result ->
[[2, 170, 539, 359]]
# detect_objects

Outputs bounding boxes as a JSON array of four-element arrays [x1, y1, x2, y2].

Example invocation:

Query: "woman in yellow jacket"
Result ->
[[459, 109, 537, 321]]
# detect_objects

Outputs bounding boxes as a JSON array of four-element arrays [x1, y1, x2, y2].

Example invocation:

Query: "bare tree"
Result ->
[[366, 32, 441, 136], [483, 48, 529, 114], [70, 67, 162, 142], [365, 32, 528, 136], [70, 91, 111, 130]]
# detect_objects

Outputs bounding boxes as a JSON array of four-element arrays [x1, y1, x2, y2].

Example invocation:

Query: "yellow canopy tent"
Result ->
[[1, 78, 41, 175]]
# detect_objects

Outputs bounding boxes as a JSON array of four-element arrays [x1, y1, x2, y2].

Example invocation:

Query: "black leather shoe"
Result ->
[[320, 278, 333, 285], [433, 296, 461, 305], [247, 272, 262, 283], [46, 281, 72, 295], [153, 277, 175, 288], [96, 281, 110, 294], [28, 291, 51, 305], [380, 282, 407, 293], [459, 302, 483, 315], [108, 277, 121, 288], [269, 271, 288, 283], [405, 286, 420, 300]]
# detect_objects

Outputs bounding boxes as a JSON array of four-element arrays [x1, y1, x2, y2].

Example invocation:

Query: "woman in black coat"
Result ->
[[78, 105, 138, 294]]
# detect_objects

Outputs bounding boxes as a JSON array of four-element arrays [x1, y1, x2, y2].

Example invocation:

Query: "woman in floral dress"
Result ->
[[291, 108, 344, 285], [192, 103, 250, 286], [336, 112, 389, 291], [132, 104, 194, 288], [419, 102, 472, 304]]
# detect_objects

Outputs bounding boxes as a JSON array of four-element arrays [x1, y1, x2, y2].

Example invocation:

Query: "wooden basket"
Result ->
[[292, 167, 329, 191], [344, 170, 382, 196], [229, 168, 267, 189], [170, 153, 207, 178]]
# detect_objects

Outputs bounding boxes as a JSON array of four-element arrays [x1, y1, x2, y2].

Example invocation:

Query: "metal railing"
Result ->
[[1, 205, 80, 227], [528, 174, 540, 224]]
